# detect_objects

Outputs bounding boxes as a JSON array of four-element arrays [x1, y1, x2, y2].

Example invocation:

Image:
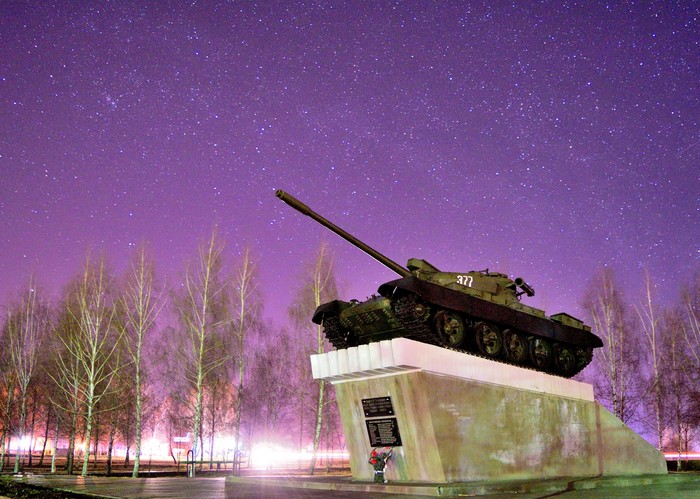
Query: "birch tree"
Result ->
[[662, 307, 695, 469], [58, 256, 125, 476], [681, 271, 700, 368], [103, 351, 132, 476], [681, 272, 700, 434], [229, 246, 260, 457], [289, 242, 338, 474], [635, 270, 664, 450], [176, 231, 228, 468], [32, 361, 55, 467], [121, 243, 162, 477], [6, 279, 49, 473], [583, 267, 642, 424], [247, 325, 295, 443], [49, 298, 84, 475], [0, 320, 15, 473]]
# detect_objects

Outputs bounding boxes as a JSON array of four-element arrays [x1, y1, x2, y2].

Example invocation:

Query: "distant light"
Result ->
[[664, 452, 700, 460]]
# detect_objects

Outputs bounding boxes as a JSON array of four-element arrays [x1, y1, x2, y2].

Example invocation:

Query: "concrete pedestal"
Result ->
[[311, 338, 666, 483]]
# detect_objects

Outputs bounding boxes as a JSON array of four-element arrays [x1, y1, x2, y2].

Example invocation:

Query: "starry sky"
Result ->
[[1, 2, 698, 326]]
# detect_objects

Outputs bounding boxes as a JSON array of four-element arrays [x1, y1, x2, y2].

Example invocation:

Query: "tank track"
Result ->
[[392, 294, 590, 378], [393, 294, 440, 344], [323, 316, 347, 349]]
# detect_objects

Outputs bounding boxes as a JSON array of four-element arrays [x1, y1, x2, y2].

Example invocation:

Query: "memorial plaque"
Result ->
[[361, 396, 395, 417], [365, 417, 402, 447]]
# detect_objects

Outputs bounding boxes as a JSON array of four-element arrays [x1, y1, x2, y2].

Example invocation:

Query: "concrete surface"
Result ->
[[313, 338, 667, 482], [8, 472, 700, 498]]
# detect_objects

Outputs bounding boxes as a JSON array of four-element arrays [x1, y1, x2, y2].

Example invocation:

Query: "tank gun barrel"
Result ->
[[514, 277, 535, 297], [275, 190, 411, 278]]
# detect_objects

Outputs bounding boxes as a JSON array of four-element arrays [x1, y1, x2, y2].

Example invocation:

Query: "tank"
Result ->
[[276, 190, 602, 378]]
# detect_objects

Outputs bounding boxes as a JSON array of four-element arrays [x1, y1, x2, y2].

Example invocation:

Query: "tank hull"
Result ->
[[379, 277, 602, 348], [313, 277, 601, 378]]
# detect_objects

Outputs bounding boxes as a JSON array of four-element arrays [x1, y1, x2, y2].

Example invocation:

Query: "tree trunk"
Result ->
[[27, 393, 36, 468], [209, 383, 216, 469], [13, 388, 28, 473], [298, 394, 304, 471], [0, 427, 6, 473], [170, 445, 177, 465], [106, 422, 116, 476], [51, 418, 59, 474], [676, 423, 683, 471], [39, 406, 52, 466], [0, 388, 11, 472], [308, 378, 325, 475], [28, 394, 37, 467], [198, 413, 204, 472], [655, 384, 662, 451], [325, 400, 331, 471], [93, 414, 100, 468], [132, 358, 142, 477], [66, 407, 78, 475], [81, 399, 95, 476]]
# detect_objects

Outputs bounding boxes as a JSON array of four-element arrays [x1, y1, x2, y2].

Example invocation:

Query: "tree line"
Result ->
[[0, 231, 341, 476], [581, 267, 700, 469], [1, 231, 698, 476]]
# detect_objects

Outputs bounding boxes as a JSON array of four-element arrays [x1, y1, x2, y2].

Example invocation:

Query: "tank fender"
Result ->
[[312, 299, 354, 325], [378, 277, 603, 348]]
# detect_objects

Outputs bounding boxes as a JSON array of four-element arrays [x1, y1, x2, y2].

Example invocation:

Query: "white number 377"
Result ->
[[456, 275, 473, 287]]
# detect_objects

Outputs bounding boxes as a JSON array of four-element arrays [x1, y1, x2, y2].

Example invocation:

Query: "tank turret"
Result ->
[[276, 190, 602, 377]]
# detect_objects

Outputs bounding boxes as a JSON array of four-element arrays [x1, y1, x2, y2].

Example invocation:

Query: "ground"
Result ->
[[0, 476, 86, 498]]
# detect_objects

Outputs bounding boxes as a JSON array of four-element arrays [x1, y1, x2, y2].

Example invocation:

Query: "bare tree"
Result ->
[[103, 350, 133, 476], [121, 243, 163, 477], [175, 231, 228, 468], [56, 255, 125, 476], [247, 324, 295, 444], [229, 246, 260, 458], [583, 267, 642, 424], [0, 317, 16, 473], [661, 307, 695, 470], [116, 389, 136, 467], [202, 374, 232, 466], [49, 298, 85, 475], [635, 269, 664, 450], [681, 271, 700, 367], [289, 242, 338, 474], [680, 271, 700, 436], [34, 372, 55, 467], [5, 279, 49, 472]]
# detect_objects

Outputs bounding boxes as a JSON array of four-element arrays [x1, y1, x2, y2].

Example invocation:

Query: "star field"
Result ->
[[1, 2, 698, 323]]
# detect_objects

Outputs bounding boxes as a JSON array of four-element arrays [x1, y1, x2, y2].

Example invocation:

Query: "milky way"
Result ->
[[1, 2, 698, 324]]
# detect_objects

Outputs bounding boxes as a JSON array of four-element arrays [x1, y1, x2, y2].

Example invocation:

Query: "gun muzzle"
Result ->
[[514, 277, 535, 297], [275, 190, 313, 216]]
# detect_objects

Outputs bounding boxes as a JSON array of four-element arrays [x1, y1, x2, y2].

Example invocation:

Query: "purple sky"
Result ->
[[2, 2, 698, 326]]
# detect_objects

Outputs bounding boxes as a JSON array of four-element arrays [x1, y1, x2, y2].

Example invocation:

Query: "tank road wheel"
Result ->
[[529, 338, 553, 370], [554, 343, 577, 377], [434, 310, 466, 348], [411, 300, 431, 321], [503, 329, 529, 364], [474, 322, 503, 358]]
